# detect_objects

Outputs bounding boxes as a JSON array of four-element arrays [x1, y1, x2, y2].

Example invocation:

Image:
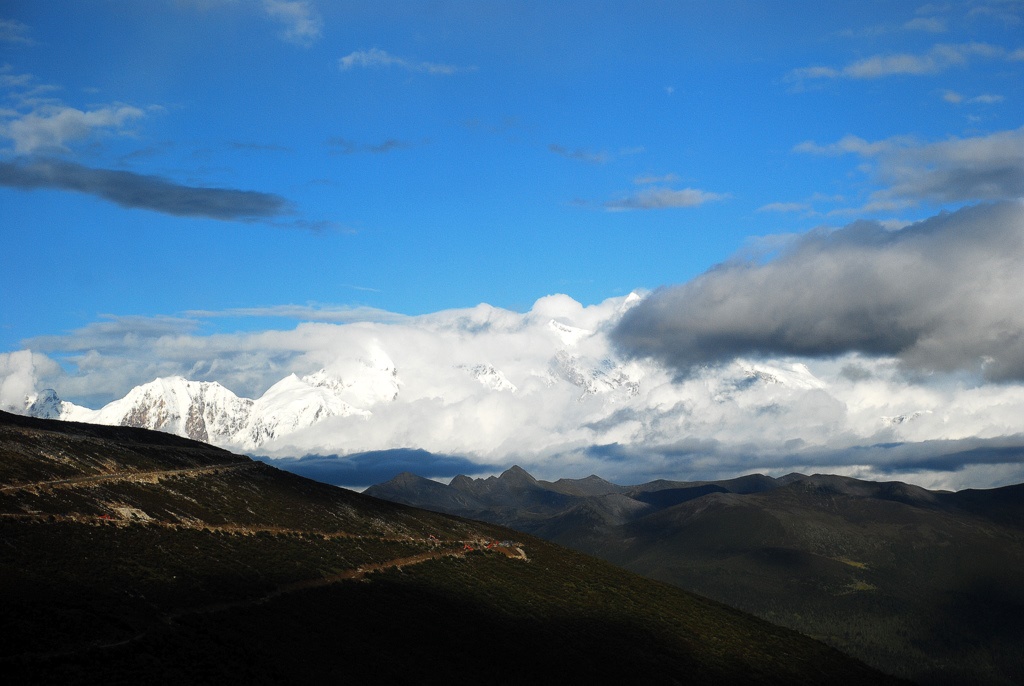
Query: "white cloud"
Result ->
[[790, 42, 1011, 81], [968, 93, 1005, 104], [184, 304, 408, 324], [0, 350, 60, 411], [634, 173, 680, 185], [903, 16, 946, 32], [0, 104, 144, 155], [756, 201, 811, 213], [6, 272, 1024, 489], [943, 90, 1006, 105], [604, 187, 726, 211], [262, 0, 321, 46], [338, 48, 472, 75], [0, 18, 33, 46]]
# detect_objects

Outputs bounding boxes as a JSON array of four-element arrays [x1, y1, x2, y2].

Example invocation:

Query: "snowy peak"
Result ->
[[551, 351, 642, 400], [311, 346, 401, 407], [241, 373, 369, 449], [26, 389, 64, 419], [548, 320, 591, 346], [100, 376, 254, 443], [458, 364, 517, 393]]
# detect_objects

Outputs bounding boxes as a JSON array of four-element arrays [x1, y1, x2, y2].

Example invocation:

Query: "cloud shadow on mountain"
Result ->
[[257, 448, 491, 488]]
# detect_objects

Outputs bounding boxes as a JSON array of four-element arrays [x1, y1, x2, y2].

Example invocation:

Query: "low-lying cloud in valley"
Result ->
[[3, 202, 1024, 490]]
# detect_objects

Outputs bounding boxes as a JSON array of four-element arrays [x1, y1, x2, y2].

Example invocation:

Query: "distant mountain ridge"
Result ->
[[367, 466, 1024, 685]]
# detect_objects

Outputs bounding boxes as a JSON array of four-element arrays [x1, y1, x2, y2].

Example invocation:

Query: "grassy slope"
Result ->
[[368, 468, 1024, 685], [603, 483, 1024, 686], [0, 412, 898, 685]]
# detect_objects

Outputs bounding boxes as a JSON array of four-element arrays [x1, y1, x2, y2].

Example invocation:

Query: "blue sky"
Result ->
[[2, 2, 1024, 489], [2, 0, 1021, 351]]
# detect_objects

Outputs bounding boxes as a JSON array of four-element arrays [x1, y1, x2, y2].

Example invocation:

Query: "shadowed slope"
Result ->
[[370, 465, 1024, 685], [0, 412, 896, 685]]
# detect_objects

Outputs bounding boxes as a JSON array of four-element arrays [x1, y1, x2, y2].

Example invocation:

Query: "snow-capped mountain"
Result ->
[[551, 350, 642, 400], [458, 364, 517, 393], [25, 370, 382, 451], [25, 389, 69, 419], [12, 291, 979, 477], [240, 372, 370, 449], [59, 377, 255, 444]]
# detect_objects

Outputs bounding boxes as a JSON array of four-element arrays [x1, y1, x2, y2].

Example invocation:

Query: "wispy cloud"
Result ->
[[0, 18, 33, 46], [227, 140, 291, 153], [184, 304, 406, 324], [943, 90, 1005, 105], [756, 201, 812, 213], [633, 173, 679, 185], [840, 15, 948, 37], [0, 104, 145, 155], [789, 42, 1009, 82], [968, 3, 1024, 25], [604, 187, 726, 211], [24, 315, 200, 353], [338, 48, 473, 75], [262, 0, 322, 46], [0, 158, 290, 221], [902, 16, 947, 33], [547, 143, 609, 165], [326, 137, 416, 155]]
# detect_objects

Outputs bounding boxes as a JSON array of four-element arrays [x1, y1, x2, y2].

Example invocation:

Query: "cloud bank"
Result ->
[[611, 202, 1024, 381], [5, 222, 1024, 493]]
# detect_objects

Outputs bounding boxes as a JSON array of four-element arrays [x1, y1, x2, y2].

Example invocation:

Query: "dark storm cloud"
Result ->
[[259, 449, 491, 488], [0, 158, 289, 221], [611, 202, 1024, 380]]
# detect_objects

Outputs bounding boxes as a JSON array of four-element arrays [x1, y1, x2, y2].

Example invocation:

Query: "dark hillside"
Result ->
[[370, 465, 1024, 685], [0, 411, 896, 685]]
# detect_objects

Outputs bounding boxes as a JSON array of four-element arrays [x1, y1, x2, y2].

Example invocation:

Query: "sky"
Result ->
[[2, 1, 1023, 489]]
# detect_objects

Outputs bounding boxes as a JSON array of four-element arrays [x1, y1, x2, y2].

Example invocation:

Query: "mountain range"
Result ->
[[0, 410, 898, 685], [22, 360, 395, 451], [15, 307, 653, 455], [11, 290, 1008, 491], [367, 466, 1024, 685]]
